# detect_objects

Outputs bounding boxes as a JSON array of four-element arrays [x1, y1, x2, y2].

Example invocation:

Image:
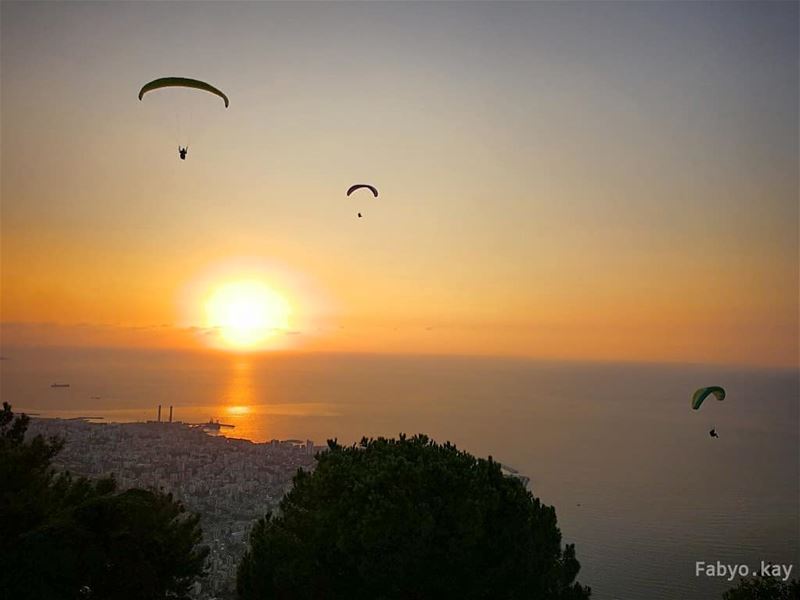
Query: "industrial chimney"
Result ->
[[157, 404, 162, 422], [169, 405, 173, 423]]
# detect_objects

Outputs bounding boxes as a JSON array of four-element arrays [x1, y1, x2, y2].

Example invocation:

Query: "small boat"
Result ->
[[50, 383, 70, 388]]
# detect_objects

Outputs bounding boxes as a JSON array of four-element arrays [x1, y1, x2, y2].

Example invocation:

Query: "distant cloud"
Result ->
[[0, 321, 303, 354]]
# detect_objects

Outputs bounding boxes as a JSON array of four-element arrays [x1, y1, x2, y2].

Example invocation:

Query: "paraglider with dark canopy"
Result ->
[[346, 184, 379, 218], [138, 76, 228, 158]]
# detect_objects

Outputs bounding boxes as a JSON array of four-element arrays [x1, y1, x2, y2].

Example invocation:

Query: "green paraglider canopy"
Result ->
[[138, 77, 229, 108], [691, 386, 726, 410]]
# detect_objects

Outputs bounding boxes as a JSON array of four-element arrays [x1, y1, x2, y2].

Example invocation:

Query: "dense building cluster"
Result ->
[[28, 418, 322, 599]]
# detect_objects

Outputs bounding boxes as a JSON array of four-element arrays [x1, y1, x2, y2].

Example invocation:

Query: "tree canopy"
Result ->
[[237, 434, 590, 600], [1, 403, 208, 600], [723, 574, 800, 600]]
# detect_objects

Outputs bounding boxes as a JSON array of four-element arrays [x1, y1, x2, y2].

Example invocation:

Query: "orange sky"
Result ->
[[1, 2, 797, 367]]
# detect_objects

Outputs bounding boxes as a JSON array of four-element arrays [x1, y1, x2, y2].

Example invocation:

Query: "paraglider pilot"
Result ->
[[179, 146, 188, 160], [709, 428, 719, 439]]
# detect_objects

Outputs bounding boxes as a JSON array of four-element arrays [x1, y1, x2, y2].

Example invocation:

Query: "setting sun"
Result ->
[[204, 281, 290, 350]]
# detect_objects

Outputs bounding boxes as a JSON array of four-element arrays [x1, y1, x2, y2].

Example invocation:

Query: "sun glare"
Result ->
[[204, 280, 290, 350]]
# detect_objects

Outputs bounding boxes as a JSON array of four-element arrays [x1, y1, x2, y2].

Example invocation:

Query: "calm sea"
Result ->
[[2, 346, 797, 599]]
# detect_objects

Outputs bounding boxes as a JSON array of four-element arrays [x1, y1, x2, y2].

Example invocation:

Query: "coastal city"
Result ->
[[28, 411, 324, 599]]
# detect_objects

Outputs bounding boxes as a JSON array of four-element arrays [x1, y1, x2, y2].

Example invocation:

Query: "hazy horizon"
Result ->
[[3, 340, 800, 373]]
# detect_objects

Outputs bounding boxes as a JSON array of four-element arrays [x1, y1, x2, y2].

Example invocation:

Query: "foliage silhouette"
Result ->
[[723, 574, 800, 599], [1, 403, 208, 600], [238, 434, 590, 599]]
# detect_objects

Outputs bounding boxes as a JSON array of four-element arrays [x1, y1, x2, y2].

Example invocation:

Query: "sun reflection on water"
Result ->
[[206, 357, 339, 442], [217, 358, 258, 438]]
